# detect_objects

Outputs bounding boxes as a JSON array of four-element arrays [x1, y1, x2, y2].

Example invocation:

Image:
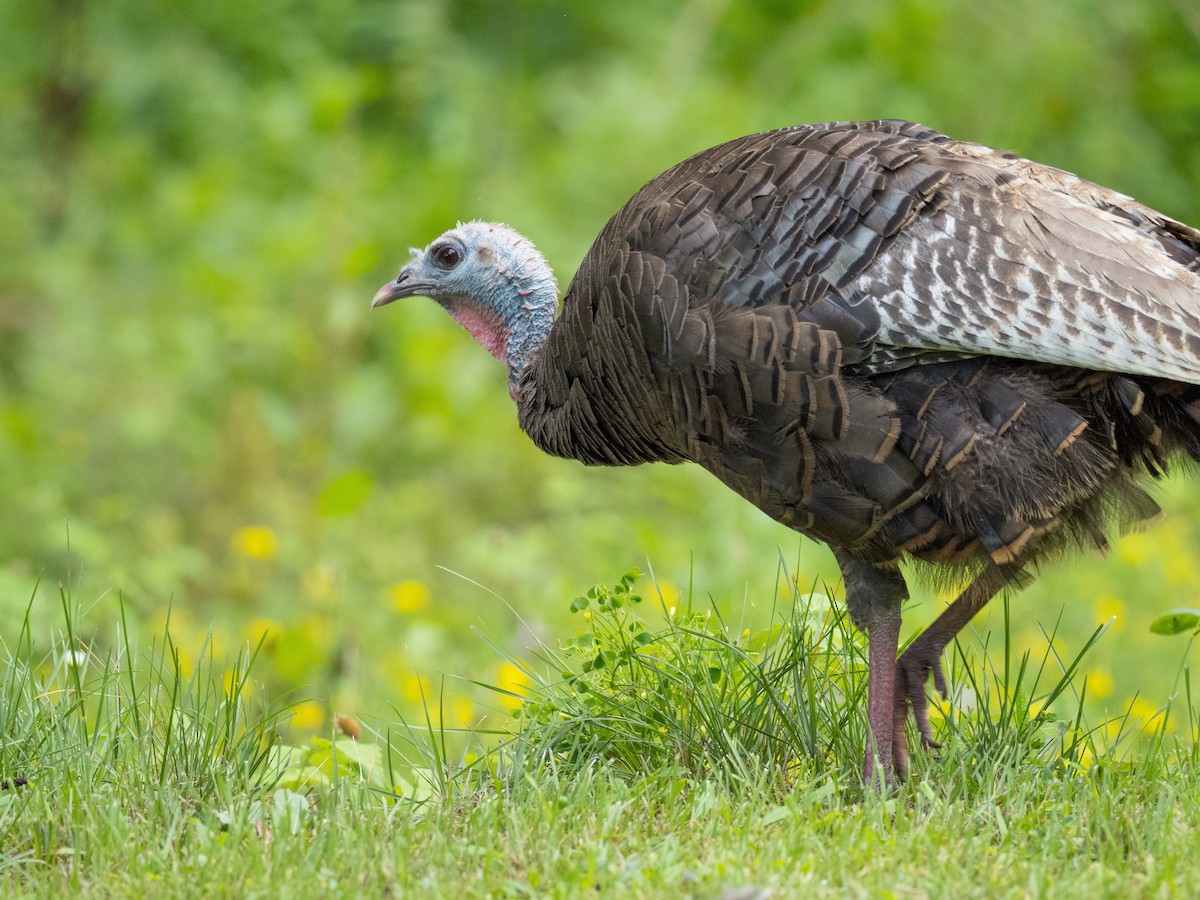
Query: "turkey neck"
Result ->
[[504, 287, 556, 399], [482, 243, 558, 399]]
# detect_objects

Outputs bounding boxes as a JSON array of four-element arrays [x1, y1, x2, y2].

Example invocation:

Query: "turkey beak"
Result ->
[[371, 271, 419, 308]]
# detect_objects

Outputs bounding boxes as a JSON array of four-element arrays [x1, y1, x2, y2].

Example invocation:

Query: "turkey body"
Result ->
[[377, 119, 1200, 785], [519, 120, 1200, 570]]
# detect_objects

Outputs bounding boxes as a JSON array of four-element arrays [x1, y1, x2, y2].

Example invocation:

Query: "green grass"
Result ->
[[2, 571, 1197, 898]]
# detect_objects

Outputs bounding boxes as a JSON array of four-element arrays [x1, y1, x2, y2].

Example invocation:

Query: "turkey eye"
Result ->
[[433, 245, 462, 268]]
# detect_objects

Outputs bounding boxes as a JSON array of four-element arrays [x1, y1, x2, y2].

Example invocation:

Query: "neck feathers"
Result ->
[[500, 239, 558, 381], [465, 223, 559, 392]]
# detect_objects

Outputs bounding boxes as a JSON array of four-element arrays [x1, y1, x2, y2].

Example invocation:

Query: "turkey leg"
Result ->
[[892, 562, 1024, 777], [864, 606, 902, 788], [834, 553, 909, 787]]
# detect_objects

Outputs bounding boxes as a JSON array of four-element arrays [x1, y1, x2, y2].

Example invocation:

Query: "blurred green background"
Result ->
[[1, 0, 1198, 737]]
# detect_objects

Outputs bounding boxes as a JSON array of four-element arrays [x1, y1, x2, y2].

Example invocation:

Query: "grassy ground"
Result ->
[[2, 576, 1196, 898], [10, 760, 1195, 898]]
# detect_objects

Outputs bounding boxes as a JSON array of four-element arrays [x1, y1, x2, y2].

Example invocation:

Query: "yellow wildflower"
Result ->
[[401, 675, 430, 703], [242, 616, 281, 644], [1116, 532, 1150, 566], [656, 580, 680, 608], [389, 580, 430, 614], [1085, 667, 1114, 699], [1092, 594, 1125, 631], [449, 697, 476, 727], [290, 700, 324, 731], [1129, 696, 1172, 733], [232, 525, 278, 559], [495, 661, 533, 711]]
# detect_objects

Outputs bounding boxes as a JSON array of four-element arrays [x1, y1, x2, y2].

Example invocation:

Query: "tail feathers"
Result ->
[[974, 514, 1037, 565], [1125, 379, 1200, 472], [1113, 378, 1163, 447], [976, 381, 1027, 436], [1172, 386, 1200, 459]]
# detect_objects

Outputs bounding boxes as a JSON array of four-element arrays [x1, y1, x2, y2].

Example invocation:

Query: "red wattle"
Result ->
[[448, 302, 511, 364]]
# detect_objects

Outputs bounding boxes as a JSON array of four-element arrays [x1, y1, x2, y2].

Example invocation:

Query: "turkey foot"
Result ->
[[887, 563, 1026, 773], [894, 638, 948, 755]]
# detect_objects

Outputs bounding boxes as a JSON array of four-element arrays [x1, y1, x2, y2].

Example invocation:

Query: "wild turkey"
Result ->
[[372, 119, 1200, 786]]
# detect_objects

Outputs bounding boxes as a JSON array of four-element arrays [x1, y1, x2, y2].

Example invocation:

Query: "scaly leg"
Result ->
[[894, 563, 1023, 755], [834, 552, 908, 789], [864, 606, 902, 788]]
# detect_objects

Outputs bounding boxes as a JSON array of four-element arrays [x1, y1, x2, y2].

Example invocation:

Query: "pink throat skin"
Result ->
[[448, 302, 511, 365]]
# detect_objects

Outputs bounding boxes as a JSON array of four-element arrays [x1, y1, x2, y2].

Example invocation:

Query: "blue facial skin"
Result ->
[[373, 221, 559, 391]]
